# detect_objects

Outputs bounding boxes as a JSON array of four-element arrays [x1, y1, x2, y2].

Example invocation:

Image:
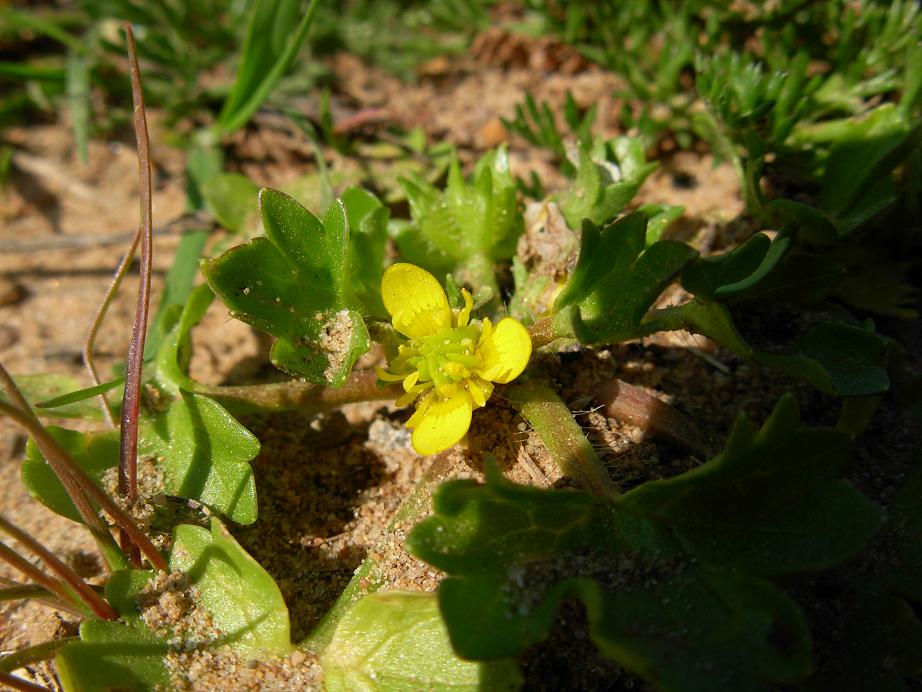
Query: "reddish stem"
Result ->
[[118, 25, 154, 563], [83, 229, 141, 428], [0, 515, 118, 621], [0, 365, 123, 568], [0, 542, 86, 616], [0, 671, 51, 692], [0, 401, 166, 571]]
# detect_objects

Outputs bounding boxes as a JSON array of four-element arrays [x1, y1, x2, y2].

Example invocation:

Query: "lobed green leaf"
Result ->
[[203, 188, 376, 385], [619, 395, 884, 574], [408, 462, 813, 691]]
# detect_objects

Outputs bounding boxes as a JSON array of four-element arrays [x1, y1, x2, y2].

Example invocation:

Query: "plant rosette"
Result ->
[[376, 263, 531, 455]]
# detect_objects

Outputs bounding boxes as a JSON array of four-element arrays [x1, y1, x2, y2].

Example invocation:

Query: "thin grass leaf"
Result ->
[[217, 0, 321, 134]]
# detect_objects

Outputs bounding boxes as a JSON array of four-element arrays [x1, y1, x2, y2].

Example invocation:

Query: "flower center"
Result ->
[[409, 324, 481, 396]]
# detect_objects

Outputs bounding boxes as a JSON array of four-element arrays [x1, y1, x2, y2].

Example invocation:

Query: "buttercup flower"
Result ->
[[377, 263, 532, 455]]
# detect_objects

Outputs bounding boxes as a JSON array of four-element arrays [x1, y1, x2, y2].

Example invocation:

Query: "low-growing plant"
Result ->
[[1, 2, 921, 691]]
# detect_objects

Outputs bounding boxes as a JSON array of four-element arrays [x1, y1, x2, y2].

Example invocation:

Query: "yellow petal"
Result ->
[[477, 317, 532, 384], [410, 393, 473, 455], [382, 263, 451, 339]]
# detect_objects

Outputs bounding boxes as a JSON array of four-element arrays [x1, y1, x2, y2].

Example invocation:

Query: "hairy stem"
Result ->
[[508, 382, 619, 498], [595, 378, 711, 456], [0, 515, 118, 621], [118, 25, 154, 562], [195, 370, 402, 415], [527, 307, 575, 349]]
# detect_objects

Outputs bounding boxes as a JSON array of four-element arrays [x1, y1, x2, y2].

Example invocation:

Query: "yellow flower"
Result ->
[[377, 263, 532, 455]]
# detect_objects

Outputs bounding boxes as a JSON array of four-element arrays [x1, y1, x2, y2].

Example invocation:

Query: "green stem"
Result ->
[[508, 382, 619, 498], [0, 637, 79, 674], [0, 583, 84, 617], [195, 370, 402, 415]]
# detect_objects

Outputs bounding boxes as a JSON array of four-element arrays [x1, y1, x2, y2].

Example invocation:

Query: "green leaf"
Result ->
[[884, 464, 922, 604], [554, 214, 646, 311], [806, 588, 922, 690], [201, 173, 260, 233], [22, 427, 118, 524], [341, 187, 389, 319], [558, 137, 658, 229], [681, 232, 775, 302], [619, 395, 883, 574], [675, 298, 752, 358], [23, 397, 258, 527], [169, 519, 292, 658], [34, 377, 124, 412], [56, 620, 170, 692], [155, 284, 215, 393], [203, 188, 372, 385], [396, 146, 522, 274], [833, 252, 918, 320], [321, 591, 523, 691], [754, 321, 890, 397], [733, 250, 847, 305], [552, 214, 697, 344], [407, 464, 812, 690], [65, 47, 91, 165], [105, 569, 157, 621], [559, 216, 697, 344], [638, 203, 684, 245], [140, 392, 259, 525], [764, 199, 839, 246], [820, 105, 922, 218]]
